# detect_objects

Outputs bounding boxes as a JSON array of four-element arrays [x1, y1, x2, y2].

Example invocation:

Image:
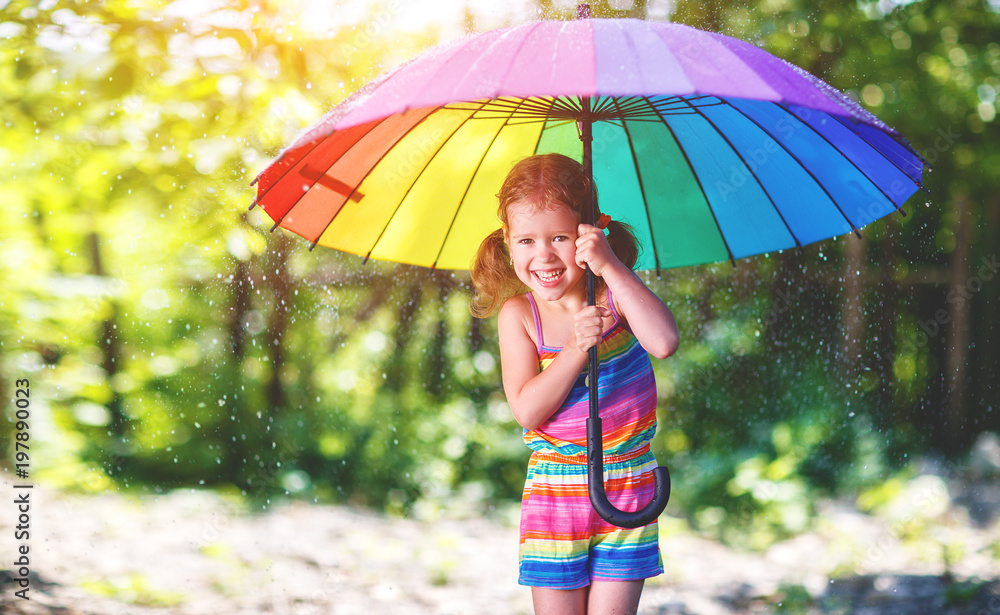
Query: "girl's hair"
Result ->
[[470, 153, 640, 318]]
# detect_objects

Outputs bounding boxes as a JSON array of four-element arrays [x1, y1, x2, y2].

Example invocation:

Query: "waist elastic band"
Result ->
[[530, 443, 651, 465]]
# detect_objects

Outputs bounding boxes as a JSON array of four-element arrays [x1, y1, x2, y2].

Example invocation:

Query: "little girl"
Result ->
[[471, 153, 679, 615]]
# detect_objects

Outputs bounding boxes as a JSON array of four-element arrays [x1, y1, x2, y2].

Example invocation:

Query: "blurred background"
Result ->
[[1, 0, 999, 610]]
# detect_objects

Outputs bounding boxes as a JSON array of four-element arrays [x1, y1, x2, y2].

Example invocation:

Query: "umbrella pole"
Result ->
[[580, 98, 671, 529]]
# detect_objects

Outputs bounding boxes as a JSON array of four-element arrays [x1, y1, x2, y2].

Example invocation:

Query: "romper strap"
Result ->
[[525, 292, 545, 350]]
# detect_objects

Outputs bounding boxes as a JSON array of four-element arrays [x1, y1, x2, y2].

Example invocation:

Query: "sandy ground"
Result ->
[[0, 472, 998, 614]]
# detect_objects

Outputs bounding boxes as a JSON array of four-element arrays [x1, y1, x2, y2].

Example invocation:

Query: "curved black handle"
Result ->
[[577, 96, 670, 529], [587, 417, 671, 528]]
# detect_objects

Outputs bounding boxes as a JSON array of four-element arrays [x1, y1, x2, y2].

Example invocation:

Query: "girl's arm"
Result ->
[[498, 296, 590, 431], [576, 225, 679, 359]]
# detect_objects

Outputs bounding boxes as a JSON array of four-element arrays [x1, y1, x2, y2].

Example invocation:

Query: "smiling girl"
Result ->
[[471, 153, 679, 615]]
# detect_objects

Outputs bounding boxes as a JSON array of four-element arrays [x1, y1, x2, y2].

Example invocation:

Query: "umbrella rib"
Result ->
[[430, 101, 537, 268], [507, 116, 570, 126], [681, 98, 804, 253], [449, 96, 584, 121], [363, 104, 481, 264], [648, 96, 689, 115], [647, 98, 738, 266], [610, 97, 655, 119], [449, 96, 717, 123], [494, 96, 554, 115], [527, 98, 580, 120], [612, 98, 662, 274], [824, 110, 928, 193], [553, 96, 585, 118], [775, 104, 909, 218], [531, 97, 563, 155], [648, 95, 722, 117], [720, 99, 863, 238], [308, 105, 452, 252], [592, 96, 620, 117]]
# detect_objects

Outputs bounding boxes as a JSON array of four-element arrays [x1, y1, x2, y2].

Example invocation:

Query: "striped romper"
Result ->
[[518, 291, 664, 590]]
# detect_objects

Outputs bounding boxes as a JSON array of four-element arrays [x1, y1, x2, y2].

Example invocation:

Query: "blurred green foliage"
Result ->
[[1, 0, 999, 548]]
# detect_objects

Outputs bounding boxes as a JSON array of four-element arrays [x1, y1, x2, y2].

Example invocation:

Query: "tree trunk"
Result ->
[[874, 230, 898, 424], [426, 273, 456, 400], [89, 231, 128, 440], [230, 259, 251, 359], [265, 233, 292, 411], [385, 280, 425, 393], [945, 196, 971, 450], [841, 234, 866, 377]]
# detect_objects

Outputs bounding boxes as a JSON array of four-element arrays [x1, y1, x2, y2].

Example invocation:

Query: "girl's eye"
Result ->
[[518, 238, 533, 245], [554, 235, 569, 242]]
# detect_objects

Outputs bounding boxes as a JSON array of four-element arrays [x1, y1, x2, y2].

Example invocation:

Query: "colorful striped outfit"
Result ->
[[518, 291, 663, 590]]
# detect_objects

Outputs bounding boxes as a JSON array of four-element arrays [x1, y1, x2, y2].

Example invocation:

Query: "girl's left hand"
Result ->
[[574, 305, 612, 353], [575, 224, 620, 277]]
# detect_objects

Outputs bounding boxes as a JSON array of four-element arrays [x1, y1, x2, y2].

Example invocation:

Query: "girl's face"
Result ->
[[505, 201, 585, 302]]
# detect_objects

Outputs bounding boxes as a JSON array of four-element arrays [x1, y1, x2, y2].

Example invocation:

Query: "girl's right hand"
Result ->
[[574, 305, 612, 353]]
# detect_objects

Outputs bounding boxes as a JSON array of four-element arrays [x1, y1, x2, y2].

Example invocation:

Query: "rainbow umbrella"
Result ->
[[251, 9, 925, 527]]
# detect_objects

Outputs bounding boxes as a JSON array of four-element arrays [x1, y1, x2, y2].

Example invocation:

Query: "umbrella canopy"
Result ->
[[252, 17, 925, 272]]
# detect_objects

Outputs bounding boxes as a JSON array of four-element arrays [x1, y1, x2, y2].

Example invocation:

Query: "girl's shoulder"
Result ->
[[498, 293, 532, 324], [497, 294, 538, 345], [499, 291, 528, 309]]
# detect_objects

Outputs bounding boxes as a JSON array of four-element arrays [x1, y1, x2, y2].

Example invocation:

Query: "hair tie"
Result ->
[[596, 213, 612, 230]]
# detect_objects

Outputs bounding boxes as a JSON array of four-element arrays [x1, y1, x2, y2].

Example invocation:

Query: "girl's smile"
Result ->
[[533, 269, 565, 285], [505, 202, 585, 302]]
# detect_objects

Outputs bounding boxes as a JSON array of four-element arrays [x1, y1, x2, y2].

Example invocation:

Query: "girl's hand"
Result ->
[[574, 305, 612, 353], [576, 224, 621, 278]]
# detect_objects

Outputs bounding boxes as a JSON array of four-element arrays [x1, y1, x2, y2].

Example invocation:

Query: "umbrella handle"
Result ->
[[586, 417, 671, 528], [579, 97, 669, 528]]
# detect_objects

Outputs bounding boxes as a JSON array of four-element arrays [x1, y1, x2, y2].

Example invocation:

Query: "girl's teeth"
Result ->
[[536, 270, 562, 282]]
